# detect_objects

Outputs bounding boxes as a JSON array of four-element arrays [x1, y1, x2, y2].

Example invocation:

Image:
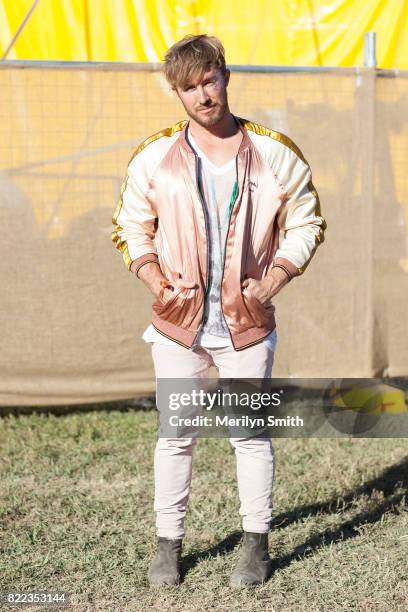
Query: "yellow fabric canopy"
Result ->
[[1, 0, 407, 68]]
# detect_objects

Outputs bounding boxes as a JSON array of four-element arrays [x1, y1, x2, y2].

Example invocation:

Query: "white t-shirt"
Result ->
[[142, 130, 277, 353]]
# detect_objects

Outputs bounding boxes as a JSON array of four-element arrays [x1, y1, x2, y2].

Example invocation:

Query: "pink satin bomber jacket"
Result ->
[[111, 116, 326, 350]]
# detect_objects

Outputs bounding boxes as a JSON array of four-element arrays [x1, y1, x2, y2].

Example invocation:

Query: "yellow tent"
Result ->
[[1, 0, 407, 68]]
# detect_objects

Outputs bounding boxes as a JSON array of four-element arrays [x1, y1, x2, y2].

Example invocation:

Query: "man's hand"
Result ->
[[241, 267, 290, 306], [132, 261, 198, 302], [131, 261, 174, 300]]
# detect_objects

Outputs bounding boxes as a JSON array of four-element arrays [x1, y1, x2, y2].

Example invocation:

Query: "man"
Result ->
[[111, 34, 326, 587]]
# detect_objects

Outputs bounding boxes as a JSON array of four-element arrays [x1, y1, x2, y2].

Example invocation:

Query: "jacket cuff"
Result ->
[[130, 253, 160, 277], [273, 257, 300, 279]]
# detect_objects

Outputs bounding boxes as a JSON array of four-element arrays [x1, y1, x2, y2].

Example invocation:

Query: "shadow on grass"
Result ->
[[181, 531, 243, 580], [181, 456, 407, 579]]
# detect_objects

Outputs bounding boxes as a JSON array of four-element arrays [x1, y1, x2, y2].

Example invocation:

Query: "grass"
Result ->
[[0, 403, 407, 611]]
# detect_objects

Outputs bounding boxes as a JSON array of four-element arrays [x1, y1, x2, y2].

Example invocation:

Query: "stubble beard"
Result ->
[[185, 98, 229, 129]]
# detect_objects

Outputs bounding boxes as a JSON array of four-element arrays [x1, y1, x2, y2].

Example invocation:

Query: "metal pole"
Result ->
[[1, 0, 41, 61], [362, 31, 377, 374], [364, 31, 377, 68]]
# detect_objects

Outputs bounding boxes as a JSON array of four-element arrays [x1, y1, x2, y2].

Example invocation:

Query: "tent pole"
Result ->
[[364, 31, 377, 68], [1, 0, 41, 61]]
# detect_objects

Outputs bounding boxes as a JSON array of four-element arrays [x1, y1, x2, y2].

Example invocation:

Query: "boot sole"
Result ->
[[148, 574, 181, 587], [148, 579, 181, 587], [229, 561, 273, 587], [229, 575, 267, 587]]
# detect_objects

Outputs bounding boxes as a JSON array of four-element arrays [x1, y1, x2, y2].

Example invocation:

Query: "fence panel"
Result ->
[[0, 63, 407, 404]]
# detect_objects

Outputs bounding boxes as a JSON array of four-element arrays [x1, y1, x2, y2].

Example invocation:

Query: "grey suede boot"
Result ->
[[229, 531, 273, 587], [148, 537, 183, 586]]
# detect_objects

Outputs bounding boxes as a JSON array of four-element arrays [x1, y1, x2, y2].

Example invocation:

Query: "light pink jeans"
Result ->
[[151, 340, 276, 539]]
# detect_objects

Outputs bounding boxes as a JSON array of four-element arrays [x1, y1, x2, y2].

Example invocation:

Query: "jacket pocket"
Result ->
[[153, 286, 183, 313], [242, 288, 274, 328], [152, 284, 200, 326]]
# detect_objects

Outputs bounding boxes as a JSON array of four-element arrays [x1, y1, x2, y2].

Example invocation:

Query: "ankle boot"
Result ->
[[230, 531, 272, 587], [148, 537, 183, 586]]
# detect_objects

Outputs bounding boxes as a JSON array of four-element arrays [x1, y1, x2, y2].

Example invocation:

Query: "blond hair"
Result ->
[[164, 34, 226, 90]]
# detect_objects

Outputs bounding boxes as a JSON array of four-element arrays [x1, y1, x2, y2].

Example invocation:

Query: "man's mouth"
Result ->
[[198, 105, 216, 113]]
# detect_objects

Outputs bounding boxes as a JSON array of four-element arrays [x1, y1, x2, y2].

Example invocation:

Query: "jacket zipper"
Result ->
[[220, 150, 274, 352], [219, 156, 239, 349], [191, 152, 212, 346]]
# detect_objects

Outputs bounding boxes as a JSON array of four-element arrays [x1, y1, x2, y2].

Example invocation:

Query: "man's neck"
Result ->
[[188, 111, 239, 143]]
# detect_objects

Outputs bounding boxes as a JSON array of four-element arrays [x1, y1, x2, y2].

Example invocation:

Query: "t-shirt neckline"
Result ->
[[187, 129, 237, 174]]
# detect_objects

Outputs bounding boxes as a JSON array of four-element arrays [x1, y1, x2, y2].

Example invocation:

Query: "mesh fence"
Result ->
[[0, 63, 407, 405]]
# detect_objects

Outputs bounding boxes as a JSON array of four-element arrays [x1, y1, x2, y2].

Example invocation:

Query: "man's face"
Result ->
[[175, 67, 230, 128]]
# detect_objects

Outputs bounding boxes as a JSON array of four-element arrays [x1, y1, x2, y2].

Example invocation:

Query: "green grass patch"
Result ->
[[0, 407, 407, 611]]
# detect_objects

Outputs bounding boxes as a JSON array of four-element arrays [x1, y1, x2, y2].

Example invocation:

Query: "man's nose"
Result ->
[[196, 85, 210, 105]]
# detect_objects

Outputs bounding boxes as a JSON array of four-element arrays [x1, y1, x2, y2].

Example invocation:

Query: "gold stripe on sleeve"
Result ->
[[242, 118, 327, 276], [239, 117, 308, 163], [111, 120, 187, 269]]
